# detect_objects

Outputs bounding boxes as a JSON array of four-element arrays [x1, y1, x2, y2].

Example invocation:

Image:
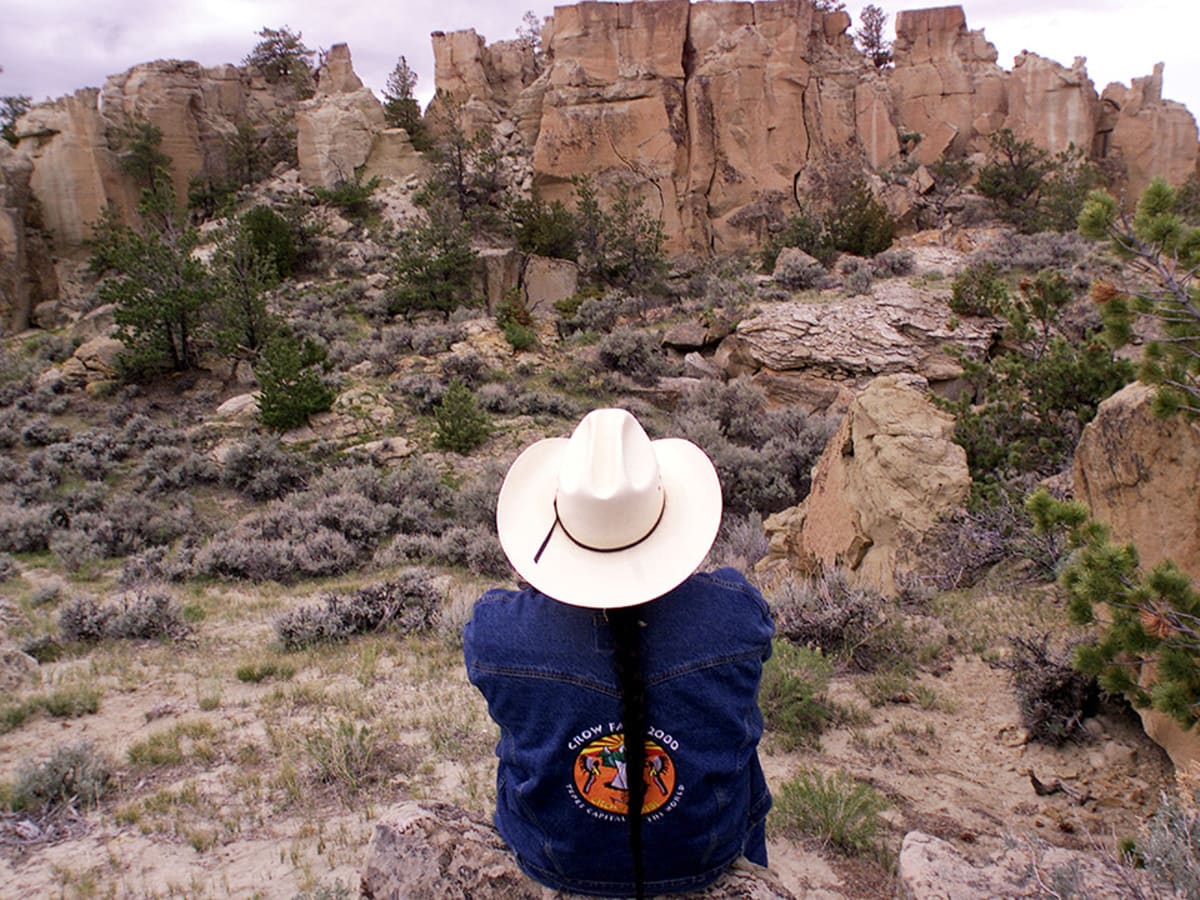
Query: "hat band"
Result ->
[[533, 496, 667, 564]]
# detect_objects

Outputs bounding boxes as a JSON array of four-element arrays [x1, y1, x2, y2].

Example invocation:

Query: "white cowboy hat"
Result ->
[[495, 408, 722, 609]]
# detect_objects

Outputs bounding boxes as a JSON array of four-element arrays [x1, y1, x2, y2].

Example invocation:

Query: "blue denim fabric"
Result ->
[[463, 567, 774, 897]]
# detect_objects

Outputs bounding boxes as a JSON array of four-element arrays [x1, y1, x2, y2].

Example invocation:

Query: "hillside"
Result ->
[[2, 3, 1200, 898]]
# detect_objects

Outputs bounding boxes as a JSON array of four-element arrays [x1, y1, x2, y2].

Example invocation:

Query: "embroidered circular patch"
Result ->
[[571, 732, 676, 815]]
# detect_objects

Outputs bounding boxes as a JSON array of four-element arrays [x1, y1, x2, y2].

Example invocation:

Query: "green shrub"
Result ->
[[510, 193, 579, 260], [240, 205, 300, 278], [10, 742, 112, 813], [254, 332, 335, 430], [304, 719, 379, 794], [433, 380, 492, 454], [1139, 786, 1200, 897], [770, 571, 913, 671], [597, 327, 672, 385], [315, 175, 381, 223], [235, 660, 296, 683], [949, 262, 1009, 316], [497, 290, 538, 352], [773, 767, 890, 855], [826, 177, 895, 258], [759, 641, 835, 750], [274, 572, 441, 650], [761, 211, 833, 270]]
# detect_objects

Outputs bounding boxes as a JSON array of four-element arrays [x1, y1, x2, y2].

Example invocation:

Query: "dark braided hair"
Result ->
[[609, 604, 648, 900]]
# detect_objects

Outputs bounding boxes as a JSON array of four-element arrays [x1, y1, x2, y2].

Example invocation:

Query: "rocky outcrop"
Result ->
[[1073, 382, 1200, 770], [1104, 63, 1200, 203], [1, 143, 57, 332], [434, 3, 1198, 252], [888, 6, 1008, 163], [361, 801, 799, 899], [759, 374, 971, 594], [727, 279, 1001, 408], [15, 59, 298, 247], [295, 46, 388, 190], [1006, 53, 1099, 154], [897, 831, 1162, 899]]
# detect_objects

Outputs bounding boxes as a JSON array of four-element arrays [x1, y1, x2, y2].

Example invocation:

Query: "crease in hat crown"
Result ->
[[554, 409, 664, 551]]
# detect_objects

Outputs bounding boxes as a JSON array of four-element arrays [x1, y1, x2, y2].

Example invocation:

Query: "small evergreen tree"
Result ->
[[389, 182, 479, 318], [434, 379, 492, 454], [254, 331, 335, 430], [509, 192, 579, 260], [243, 26, 315, 97], [855, 5, 892, 69], [89, 126, 213, 378], [382, 56, 429, 150], [1, 93, 31, 146], [1079, 179, 1200, 418], [211, 219, 281, 358], [1028, 489, 1200, 730], [945, 266, 1132, 486], [977, 129, 1054, 228], [603, 183, 668, 294]]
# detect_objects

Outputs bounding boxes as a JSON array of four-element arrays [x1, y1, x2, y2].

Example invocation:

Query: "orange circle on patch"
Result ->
[[572, 733, 676, 815]]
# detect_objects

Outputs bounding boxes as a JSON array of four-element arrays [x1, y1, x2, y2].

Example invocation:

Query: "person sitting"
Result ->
[[464, 408, 774, 898]]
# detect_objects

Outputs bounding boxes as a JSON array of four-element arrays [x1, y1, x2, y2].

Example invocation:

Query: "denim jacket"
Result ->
[[463, 567, 774, 897]]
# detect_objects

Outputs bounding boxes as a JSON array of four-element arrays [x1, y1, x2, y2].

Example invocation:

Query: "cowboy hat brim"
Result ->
[[495, 435, 723, 609]]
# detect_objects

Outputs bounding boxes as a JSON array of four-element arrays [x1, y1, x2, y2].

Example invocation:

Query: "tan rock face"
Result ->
[[295, 88, 387, 189], [1006, 53, 1099, 153], [16, 59, 300, 248], [759, 374, 970, 594], [1074, 382, 1200, 577], [888, 6, 1008, 163], [1105, 64, 1200, 202], [16, 89, 137, 247], [1073, 382, 1200, 770], [1, 143, 57, 332]]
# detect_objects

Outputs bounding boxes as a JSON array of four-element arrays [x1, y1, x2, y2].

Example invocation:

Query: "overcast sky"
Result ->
[[2, 0, 1198, 130]]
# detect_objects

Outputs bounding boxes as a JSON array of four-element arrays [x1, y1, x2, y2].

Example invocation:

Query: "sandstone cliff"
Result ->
[[433, 1, 1199, 253]]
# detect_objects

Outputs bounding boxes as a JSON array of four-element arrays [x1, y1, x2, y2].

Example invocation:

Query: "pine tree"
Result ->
[[855, 5, 893, 69], [382, 56, 429, 150], [1079, 179, 1200, 418]]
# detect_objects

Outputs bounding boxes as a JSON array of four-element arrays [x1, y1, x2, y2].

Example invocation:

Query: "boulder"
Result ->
[[361, 801, 799, 899], [1073, 382, 1200, 770], [683, 351, 724, 380], [1074, 382, 1200, 578], [296, 73, 387, 190], [362, 129, 431, 185], [522, 255, 578, 320], [476, 247, 522, 314], [0, 648, 38, 692], [760, 374, 970, 595], [898, 831, 1161, 899], [59, 336, 124, 385]]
